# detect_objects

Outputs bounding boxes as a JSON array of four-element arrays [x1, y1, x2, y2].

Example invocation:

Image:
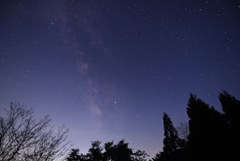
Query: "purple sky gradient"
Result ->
[[1, 0, 240, 158]]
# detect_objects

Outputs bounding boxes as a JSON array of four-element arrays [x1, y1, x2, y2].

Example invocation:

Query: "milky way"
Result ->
[[1, 0, 240, 158]]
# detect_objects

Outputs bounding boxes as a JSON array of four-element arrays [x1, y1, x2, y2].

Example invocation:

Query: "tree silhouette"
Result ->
[[152, 152, 161, 161], [66, 149, 81, 161], [103, 141, 114, 161], [66, 139, 148, 161], [152, 113, 186, 161], [187, 94, 227, 160], [132, 150, 149, 161], [63, 90, 240, 161], [88, 140, 103, 161], [152, 91, 240, 161], [219, 91, 240, 160], [113, 140, 133, 161], [219, 90, 240, 131], [0, 102, 69, 161], [162, 113, 178, 153]]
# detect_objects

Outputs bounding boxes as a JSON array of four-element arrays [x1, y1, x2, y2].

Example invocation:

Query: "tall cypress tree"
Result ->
[[152, 113, 186, 161], [187, 94, 226, 161], [219, 91, 240, 160], [163, 113, 181, 154]]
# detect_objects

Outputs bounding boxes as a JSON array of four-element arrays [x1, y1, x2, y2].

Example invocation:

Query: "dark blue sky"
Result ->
[[1, 0, 240, 158]]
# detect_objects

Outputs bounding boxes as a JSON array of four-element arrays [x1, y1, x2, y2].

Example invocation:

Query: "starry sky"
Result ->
[[1, 0, 240, 158]]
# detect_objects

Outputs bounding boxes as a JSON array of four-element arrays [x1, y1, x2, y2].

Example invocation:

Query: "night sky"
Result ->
[[1, 0, 240, 158]]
